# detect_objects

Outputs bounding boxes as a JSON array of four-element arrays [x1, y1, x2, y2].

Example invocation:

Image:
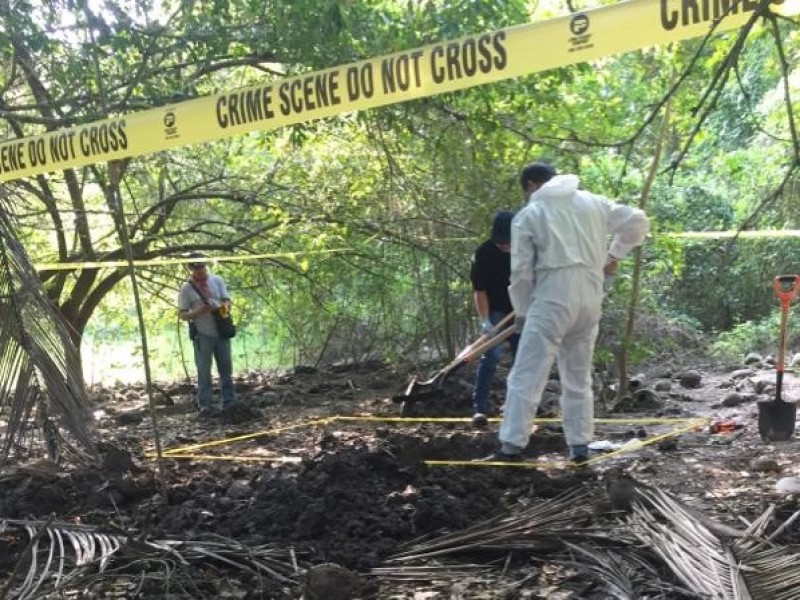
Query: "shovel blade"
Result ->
[[758, 399, 797, 441]]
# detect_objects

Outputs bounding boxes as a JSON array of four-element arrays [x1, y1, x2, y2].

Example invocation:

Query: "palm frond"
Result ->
[[0, 518, 303, 599], [630, 488, 751, 599], [731, 505, 800, 600], [386, 488, 597, 564], [0, 208, 96, 465], [631, 486, 800, 600], [562, 543, 647, 600], [376, 481, 800, 599]]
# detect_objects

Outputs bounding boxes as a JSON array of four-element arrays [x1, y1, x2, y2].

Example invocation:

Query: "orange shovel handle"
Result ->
[[774, 274, 800, 307]]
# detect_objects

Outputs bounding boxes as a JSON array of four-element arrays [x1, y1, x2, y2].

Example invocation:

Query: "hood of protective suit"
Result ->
[[534, 174, 580, 199]]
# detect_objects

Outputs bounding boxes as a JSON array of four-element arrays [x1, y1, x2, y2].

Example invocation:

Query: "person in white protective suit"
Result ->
[[489, 162, 649, 464]]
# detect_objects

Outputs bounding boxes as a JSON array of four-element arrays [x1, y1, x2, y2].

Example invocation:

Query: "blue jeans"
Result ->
[[473, 311, 519, 414], [193, 333, 235, 409]]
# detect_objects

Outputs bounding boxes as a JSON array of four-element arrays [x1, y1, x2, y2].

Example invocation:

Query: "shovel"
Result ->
[[395, 313, 516, 416], [758, 274, 800, 441]]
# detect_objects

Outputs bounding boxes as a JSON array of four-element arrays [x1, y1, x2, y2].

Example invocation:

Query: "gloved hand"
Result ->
[[514, 315, 526, 333], [481, 319, 493, 335]]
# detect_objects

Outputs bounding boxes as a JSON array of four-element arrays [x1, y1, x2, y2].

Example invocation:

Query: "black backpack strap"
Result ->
[[188, 280, 207, 302]]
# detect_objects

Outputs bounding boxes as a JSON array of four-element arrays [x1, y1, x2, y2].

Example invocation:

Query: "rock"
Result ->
[[253, 392, 281, 407], [303, 563, 361, 600], [217, 496, 235, 511], [657, 438, 678, 452], [114, 410, 145, 425], [99, 443, 136, 474], [168, 381, 195, 395], [654, 379, 671, 392], [709, 434, 733, 445], [116, 472, 156, 499], [219, 403, 262, 424], [226, 479, 252, 500], [678, 370, 702, 389], [743, 353, 763, 366], [629, 373, 646, 390], [750, 457, 779, 473], [153, 391, 174, 406], [753, 379, 774, 394], [633, 389, 661, 407], [792, 353, 800, 367], [730, 368, 755, 380], [776, 477, 800, 494], [721, 392, 746, 407]]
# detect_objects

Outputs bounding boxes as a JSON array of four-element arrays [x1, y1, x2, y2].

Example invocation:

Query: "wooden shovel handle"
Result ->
[[459, 325, 516, 363], [774, 275, 799, 381], [456, 312, 515, 361]]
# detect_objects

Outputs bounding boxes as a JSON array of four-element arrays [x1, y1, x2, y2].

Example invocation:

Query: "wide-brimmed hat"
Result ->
[[185, 251, 208, 269]]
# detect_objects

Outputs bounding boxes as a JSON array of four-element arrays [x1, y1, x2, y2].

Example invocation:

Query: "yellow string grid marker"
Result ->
[[146, 415, 708, 469]]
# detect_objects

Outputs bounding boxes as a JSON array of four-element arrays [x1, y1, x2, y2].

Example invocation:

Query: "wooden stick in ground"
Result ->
[[108, 161, 166, 494], [617, 70, 673, 402]]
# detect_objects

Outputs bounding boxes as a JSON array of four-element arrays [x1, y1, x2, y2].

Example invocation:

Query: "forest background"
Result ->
[[1, 0, 798, 387]]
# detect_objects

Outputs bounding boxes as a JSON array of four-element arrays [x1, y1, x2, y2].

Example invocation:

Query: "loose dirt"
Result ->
[[1, 358, 799, 598]]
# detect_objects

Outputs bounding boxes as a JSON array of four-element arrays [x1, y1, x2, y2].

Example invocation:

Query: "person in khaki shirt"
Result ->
[[177, 253, 235, 415]]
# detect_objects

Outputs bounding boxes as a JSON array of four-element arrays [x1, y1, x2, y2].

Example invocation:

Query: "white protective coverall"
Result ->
[[499, 174, 649, 451]]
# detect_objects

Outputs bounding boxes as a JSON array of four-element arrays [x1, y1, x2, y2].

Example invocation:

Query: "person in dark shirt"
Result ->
[[469, 210, 519, 427]]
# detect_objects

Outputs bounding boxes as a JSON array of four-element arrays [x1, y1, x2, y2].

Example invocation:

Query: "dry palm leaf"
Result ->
[[630, 487, 800, 600], [0, 208, 95, 466], [0, 518, 302, 599], [378, 481, 800, 599], [383, 488, 599, 565], [562, 543, 650, 600], [561, 542, 701, 600]]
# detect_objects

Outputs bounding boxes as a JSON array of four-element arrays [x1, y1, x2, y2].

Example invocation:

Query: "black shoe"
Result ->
[[569, 444, 589, 466], [480, 450, 522, 462], [198, 407, 220, 418], [471, 413, 489, 428]]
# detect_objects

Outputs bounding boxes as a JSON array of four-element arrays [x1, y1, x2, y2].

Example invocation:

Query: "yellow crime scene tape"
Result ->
[[30, 229, 800, 272], [2, 0, 798, 183], [33, 248, 352, 272]]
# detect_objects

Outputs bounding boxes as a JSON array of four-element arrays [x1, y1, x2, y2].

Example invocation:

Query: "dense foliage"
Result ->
[[0, 0, 798, 380]]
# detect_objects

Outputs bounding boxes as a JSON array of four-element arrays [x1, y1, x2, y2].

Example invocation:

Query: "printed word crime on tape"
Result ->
[[0, 0, 796, 182]]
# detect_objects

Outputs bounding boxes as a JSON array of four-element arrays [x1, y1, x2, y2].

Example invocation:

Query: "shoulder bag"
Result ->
[[187, 280, 237, 339]]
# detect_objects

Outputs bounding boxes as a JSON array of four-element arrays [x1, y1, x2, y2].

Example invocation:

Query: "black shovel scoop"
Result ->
[[758, 274, 800, 441], [394, 313, 515, 417]]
